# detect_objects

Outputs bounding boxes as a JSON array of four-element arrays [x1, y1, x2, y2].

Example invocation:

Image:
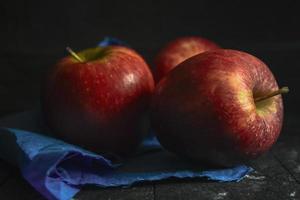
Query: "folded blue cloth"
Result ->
[[0, 38, 253, 200], [0, 110, 253, 200]]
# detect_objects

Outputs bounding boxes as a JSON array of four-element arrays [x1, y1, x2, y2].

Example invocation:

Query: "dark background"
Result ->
[[0, 0, 299, 116]]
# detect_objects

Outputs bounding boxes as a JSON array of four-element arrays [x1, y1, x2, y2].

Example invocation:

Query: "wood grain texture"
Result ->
[[272, 115, 300, 183], [0, 172, 45, 200], [75, 185, 154, 200], [0, 160, 11, 186], [154, 151, 300, 200], [273, 137, 300, 184]]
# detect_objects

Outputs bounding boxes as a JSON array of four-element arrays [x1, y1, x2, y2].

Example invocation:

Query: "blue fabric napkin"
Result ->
[[0, 38, 253, 200]]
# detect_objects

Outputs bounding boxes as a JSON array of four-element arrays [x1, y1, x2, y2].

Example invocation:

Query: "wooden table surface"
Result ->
[[0, 113, 299, 200]]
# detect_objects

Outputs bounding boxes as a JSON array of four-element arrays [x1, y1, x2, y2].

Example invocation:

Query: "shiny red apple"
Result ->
[[151, 49, 288, 166], [42, 46, 155, 156], [154, 36, 220, 82]]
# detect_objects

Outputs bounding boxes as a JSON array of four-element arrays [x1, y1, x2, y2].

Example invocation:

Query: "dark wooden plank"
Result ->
[[269, 115, 300, 184], [75, 185, 154, 200], [0, 162, 45, 199], [0, 160, 11, 185], [272, 136, 300, 183], [154, 146, 300, 200], [0, 171, 45, 200]]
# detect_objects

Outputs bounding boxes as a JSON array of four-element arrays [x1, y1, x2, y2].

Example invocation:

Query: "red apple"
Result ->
[[151, 49, 288, 166], [154, 36, 220, 82], [42, 46, 155, 156]]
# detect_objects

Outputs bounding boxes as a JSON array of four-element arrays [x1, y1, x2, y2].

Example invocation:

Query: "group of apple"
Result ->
[[41, 36, 288, 166]]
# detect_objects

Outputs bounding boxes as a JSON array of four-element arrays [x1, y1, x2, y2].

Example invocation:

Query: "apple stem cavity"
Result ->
[[66, 47, 84, 63], [255, 86, 289, 103]]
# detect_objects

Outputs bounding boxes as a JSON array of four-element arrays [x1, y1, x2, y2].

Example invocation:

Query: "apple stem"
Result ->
[[66, 47, 84, 63], [254, 86, 289, 103]]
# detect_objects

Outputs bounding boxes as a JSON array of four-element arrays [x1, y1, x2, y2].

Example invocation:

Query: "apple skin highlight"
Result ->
[[42, 46, 155, 156], [154, 36, 220, 82], [151, 49, 283, 166]]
